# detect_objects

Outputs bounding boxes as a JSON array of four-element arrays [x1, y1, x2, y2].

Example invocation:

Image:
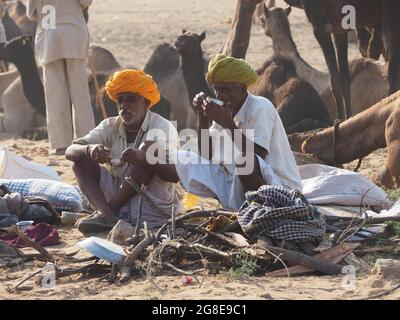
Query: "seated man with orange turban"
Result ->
[[65, 69, 181, 234]]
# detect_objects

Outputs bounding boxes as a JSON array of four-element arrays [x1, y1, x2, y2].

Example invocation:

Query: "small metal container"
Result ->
[[16, 220, 34, 232]]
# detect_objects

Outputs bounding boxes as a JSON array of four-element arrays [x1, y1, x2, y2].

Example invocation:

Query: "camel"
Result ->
[[4, 0, 35, 36], [250, 55, 332, 134], [1, 5, 21, 40], [254, 0, 275, 24], [288, 91, 400, 189], [174, 30, 213, 108], [356, 26, 388, 61], [0, 72, 45, 135], [171, 28, 331, 134], [285, 0, 386, 61], [144, 42, 195, 130], [0, 41, 187, 137], [0, 36, 46, 116], [0, 4, 21, 71], [221, 0, 263, 59], [88, 45, 121, 75], [260, 5, 388, 119], [283, 0, 400, 121], [0, 68, 18, 109]]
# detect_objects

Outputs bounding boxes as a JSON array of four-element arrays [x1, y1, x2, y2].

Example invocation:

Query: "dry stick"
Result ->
[[163, 240, 231, 259], [264, 247, 292, 281], [336, 213, 359, 244], [57, 264, 111, 278], [134, 190, 145, 237], [219, 220, 240, 234], [186, 218, 213, 238], [364, 284, 400, 300], [354, 246, 397, 256], [154, 211, 237, 246], [154, 223, 168, 246], [340, 219, 369, 244], [108, 264, 118, 284], [339, 187, 379, 243], [265, 243, 359, 278], [367, 216, 400, 224], [195, 226, 244, 249], [14, 270, 42, 289], [124, 221, 153, 267], [163, 262, 199, 282], [126, 177, 170, 218], [152, 239, 207, 287], [262, 245, 343, 275], [171, 210, 237, 224], [191, 243, 232, 258], [171, 205, 176, 240], [8, 226, 54, 262], [60, 256, 99, 264]]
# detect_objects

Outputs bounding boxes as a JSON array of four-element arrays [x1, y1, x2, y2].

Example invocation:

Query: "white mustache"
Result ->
[[119, 110, 137, 117]]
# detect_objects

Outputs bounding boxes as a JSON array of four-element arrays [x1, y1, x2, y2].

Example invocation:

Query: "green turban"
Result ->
[[206, 54, 258, 87]]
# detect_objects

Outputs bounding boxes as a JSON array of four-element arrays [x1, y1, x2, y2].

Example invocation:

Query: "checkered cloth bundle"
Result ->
[[238, 185, 326, 242]]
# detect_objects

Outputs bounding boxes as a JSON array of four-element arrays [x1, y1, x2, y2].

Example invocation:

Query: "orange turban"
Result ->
[[105, 69, 160, 108]]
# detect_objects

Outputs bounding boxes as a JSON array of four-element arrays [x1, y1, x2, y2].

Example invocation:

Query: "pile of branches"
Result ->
[[2, 207, 400, 289]]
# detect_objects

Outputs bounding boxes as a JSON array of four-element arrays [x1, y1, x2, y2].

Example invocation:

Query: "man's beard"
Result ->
[[119, 110, 137, 125]]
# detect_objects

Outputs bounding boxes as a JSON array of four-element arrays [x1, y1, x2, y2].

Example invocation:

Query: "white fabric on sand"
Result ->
[[176, 150, 280, 211], [299, 164, 391, 207]]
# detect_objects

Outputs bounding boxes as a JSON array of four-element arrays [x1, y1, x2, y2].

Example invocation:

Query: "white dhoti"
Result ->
[[175, 150, 282, 211], [43, 58, 95, 149]]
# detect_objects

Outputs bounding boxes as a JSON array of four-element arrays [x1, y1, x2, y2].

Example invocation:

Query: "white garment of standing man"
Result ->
[[27, 0, 95, 155]]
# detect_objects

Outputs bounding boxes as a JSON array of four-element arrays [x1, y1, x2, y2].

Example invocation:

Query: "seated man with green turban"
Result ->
[[178, 54, 302, 209]]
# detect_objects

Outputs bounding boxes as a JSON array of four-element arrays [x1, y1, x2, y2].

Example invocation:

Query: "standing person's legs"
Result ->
[[43, 60, 73, 150], [65, 58, 95, 139]]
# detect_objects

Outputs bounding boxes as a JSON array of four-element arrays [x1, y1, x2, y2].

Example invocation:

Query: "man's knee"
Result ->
[[72, 158, 100, 178]]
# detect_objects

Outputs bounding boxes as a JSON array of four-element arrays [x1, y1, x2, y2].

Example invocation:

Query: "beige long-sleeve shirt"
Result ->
[[26, 0, 92, 65]]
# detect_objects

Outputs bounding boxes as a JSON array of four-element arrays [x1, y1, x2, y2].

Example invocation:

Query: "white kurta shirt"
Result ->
[[26, 0, 92, 65], [209, 93, 302, 191]]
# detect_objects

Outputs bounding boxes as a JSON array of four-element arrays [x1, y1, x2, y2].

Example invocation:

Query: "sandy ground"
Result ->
[[0, 0, 398, 300]]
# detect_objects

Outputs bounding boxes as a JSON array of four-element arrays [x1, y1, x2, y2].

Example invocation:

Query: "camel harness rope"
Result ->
[[333, 120, 363, 172]]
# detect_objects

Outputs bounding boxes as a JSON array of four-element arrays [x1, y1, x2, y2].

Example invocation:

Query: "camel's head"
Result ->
[[174, 30, 206, 57], [0, 35, 34, 63], [288, 128, 334, 164], [260, 5, 291, 38]]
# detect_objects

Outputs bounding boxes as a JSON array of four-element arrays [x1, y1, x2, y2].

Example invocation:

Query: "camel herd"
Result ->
[[0, 0, 399, 189]]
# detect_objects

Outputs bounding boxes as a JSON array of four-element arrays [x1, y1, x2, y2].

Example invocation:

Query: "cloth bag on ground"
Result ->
[[0, 187, 61, 228], [299, 164, 391, 208], [238, 185, 326, 242], [0, 179, 84, 212], [0, 147, 60, 181]]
